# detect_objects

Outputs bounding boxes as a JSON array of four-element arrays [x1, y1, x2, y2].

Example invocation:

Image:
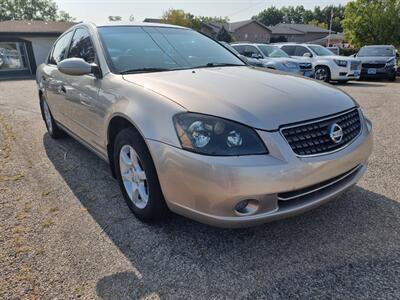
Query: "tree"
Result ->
[[342, 0, 400, 47], [308, 19, 328, 30], [216, 27, 232, 42], [161, 9, 229, 31], [0, 0, 75, 21], [255, 6, 284, 26], [108, 16, 122, 22], [161, 9, 193, 28]]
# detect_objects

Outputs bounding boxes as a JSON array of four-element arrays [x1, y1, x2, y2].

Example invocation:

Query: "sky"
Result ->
[[55, 0, 350, 23]]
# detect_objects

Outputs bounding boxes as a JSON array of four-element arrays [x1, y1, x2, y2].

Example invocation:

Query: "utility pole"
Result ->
[[327, 10, 334, 47]]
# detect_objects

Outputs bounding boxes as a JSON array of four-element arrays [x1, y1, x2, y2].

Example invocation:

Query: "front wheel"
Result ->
[[314, 66, 331, 82], [114, 128, 169, 222], [40, 97, 64, 139]]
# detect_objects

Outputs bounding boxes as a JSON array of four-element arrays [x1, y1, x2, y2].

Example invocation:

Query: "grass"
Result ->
[[42, 218, 54, 228], [49, 206, 59, 213]]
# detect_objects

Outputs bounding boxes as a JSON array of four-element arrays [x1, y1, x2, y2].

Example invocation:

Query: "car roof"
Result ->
[[80, 21, 190, 30], [361, 45, 395, 48]]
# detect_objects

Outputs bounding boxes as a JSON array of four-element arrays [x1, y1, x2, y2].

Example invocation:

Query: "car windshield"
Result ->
[[98, 26, 245, 74], [308, 45, 335, 56], [358, 47, 395, 57], [258, 45, 289, 58]]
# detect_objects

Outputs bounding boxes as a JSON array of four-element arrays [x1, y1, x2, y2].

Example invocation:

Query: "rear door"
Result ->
[[42, 30, 74, 126], [62, 27, 103, 150]]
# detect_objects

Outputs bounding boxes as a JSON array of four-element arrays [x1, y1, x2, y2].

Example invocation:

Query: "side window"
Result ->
[[281, 46, 296, 56], [232, 45, 245, 54], [243, 45, 262, 58], [68, 28, 95, 63], [49, 31, 73, 65], [294, 46, 312, 57]]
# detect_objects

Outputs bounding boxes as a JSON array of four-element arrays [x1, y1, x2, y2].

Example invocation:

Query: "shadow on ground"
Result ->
[[43, 134, 400, 299]]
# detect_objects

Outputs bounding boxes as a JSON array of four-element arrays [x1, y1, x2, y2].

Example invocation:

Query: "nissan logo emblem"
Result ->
[[329, 123, 344, 144]]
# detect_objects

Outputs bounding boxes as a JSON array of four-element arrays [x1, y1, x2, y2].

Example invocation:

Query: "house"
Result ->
[[0, 20, 76, 79], [309, 33, 345, 47], [227, 20, 271, 43], [199, 22, 232, 40], [201, 20, 271, 43], [268, 23, 331, 43], [143, 18, 164, 23]]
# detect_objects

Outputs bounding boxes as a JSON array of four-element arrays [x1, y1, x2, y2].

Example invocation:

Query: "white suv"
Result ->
[[277, 44, 361, 83]]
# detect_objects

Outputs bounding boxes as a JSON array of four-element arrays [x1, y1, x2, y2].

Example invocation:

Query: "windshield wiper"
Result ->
[[194, 63, 245, 69], [120, 67, 172, 74]]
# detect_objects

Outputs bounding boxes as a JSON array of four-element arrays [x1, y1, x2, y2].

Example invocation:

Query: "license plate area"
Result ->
[[368, 68, 377, 75]]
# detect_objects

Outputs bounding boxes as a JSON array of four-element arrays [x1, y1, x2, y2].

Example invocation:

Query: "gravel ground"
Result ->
[[0, 79, 399, 299]]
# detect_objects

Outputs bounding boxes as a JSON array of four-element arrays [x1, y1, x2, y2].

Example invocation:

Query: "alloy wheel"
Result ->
[[43, 100, 53, 134], [315, 68, 328, 81], [119, 145, 149, 209]]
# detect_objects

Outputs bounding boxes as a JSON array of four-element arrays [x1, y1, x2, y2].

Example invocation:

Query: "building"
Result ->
[[228, 20, 271, 43], [143, 18, 164, 23], [268, 23, 331, 43], [0, 20, 76, 79]]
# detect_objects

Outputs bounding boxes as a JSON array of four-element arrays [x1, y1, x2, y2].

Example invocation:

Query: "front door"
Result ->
[[61, 28, 103, 152]]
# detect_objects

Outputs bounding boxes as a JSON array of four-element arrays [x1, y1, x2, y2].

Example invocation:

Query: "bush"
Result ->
[[339, 48, 359, 56]]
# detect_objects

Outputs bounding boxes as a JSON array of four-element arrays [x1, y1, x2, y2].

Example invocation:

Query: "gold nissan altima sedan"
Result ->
[[36, 22, 373, 228]]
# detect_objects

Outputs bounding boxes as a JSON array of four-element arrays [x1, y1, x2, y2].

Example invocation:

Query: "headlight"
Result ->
[[173, 113, 268, 156], [334, 59, 348, 67], [283, 61, 298, 69], [386, 58, 396, 66]]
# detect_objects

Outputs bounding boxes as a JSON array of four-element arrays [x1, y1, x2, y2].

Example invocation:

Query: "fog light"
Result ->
[[234, 199, 259, 215]]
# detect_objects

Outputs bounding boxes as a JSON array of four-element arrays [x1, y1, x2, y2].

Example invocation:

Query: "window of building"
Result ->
[[0, 42, 29, 71]]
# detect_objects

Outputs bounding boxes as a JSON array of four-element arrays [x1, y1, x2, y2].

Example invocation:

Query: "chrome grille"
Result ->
[[362, 63, 385, 69], [281, 109, 362, 156], [350, 61, 361, 70], [299, 63, 312, 70]]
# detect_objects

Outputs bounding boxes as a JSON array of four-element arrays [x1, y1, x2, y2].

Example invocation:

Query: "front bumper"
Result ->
[[360, 66, 396, 79], [148, 116, 373, 228], [330, 64, 361, 81]]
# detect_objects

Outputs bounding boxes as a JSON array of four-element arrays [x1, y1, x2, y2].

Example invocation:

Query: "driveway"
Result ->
[[0, 79, 399, 299]]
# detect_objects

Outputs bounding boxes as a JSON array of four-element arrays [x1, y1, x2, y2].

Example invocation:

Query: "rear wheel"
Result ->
[[315, 66, 331, 82], [389, 75, 396, 82], [114, 128, 168, 222], [41, 96, 64, 139], [337, 80, 349, 84]]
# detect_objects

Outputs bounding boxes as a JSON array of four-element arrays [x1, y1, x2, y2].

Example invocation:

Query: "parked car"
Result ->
[[355, 45, 398, 81], [276, 43, 361, 83], [231, 43, 314, 77], [36, 22, 372, 228], [219, 41, 264, 67]]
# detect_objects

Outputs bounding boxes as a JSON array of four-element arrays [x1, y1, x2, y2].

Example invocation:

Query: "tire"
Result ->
[[338, 80, 349, 84], [40, 96, 64, 139], [389, 75, 396, 82], [114, 128, 168, 222], [315, 66, 331, 82]]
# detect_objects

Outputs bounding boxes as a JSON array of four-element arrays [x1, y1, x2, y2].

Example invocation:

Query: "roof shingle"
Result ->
[[0, 20, 76, 34]]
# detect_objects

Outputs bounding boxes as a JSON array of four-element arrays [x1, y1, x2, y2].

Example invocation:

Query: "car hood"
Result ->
[[320, 55, 358, 61], [123, 66, 356, 131], [357, 56, 393, 63]]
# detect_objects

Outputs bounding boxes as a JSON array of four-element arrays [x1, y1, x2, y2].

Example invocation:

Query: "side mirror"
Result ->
[[353, 53, 357, 58], [57, 58, 95, 76], [251, 53, 262, 59], [303, 53, 312, 58]]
